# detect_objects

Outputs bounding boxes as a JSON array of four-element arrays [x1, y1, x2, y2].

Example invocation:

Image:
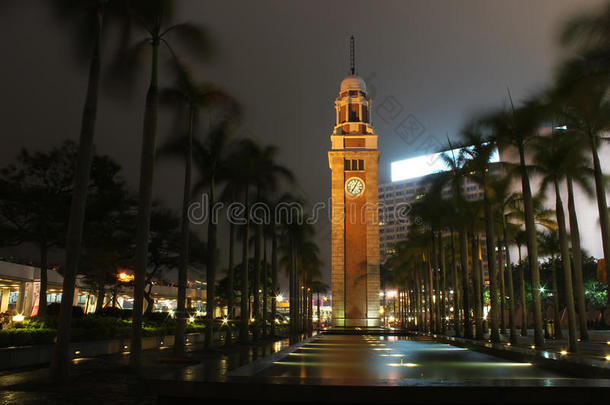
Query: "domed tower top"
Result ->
[[330, 36, 377, 147], [340, 75, 367, 95]]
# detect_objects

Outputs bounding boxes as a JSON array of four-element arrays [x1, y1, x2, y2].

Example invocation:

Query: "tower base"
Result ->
[[332, 318, 380, 327]]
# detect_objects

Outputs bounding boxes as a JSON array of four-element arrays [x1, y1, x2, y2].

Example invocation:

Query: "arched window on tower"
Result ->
[[362, 105, 369, 123], [349, 103, 359, 122], [339, 105, 347, 123]]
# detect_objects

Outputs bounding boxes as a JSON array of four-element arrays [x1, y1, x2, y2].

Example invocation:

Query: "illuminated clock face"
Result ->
[[345, 177, 364, 196]]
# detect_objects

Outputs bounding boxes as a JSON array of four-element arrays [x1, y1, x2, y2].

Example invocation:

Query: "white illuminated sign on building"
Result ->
[[391, 146, 499, 182]]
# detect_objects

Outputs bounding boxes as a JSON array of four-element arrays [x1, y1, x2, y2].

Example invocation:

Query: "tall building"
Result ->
[[328, 67, 381, 327], [378, 148, 502, 284]]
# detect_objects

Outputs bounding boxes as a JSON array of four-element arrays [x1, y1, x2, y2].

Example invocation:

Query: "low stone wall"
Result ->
[[0, 331, 227, 370]]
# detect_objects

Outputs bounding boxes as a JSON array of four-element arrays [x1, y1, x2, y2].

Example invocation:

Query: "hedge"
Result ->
[[0, 328, 57, 347], [0, 312, 257, 348]]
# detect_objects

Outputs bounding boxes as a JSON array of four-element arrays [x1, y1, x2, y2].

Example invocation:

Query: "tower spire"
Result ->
[[350, 35, 355, 75]]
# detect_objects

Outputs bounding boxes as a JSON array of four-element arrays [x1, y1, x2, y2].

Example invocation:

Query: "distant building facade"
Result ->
[[0, 260, 206, 316]]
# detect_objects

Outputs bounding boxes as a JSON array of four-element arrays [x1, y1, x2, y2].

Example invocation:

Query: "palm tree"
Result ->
[[565, 158, 594, 341], [386, 233, 427, 330], [543, 88, 595, 340], [532, 130, 579, 352], [159, 60, 239, 354], [296, 239, 323, 335], [461, 123, 501, 342], [514, 229, 528, 334], [248, 146, 293, 340], [125, 0, 210, 371], [270, 217, 279, 336], [410, 187, 445, 333], [551, 54, 610, 309], [469, 215, 484, 340], [219, 181, 241, 343], [488, 100, 546, 347], [310, 281, 329, 329], [50, 0, 128, 381], [279, 200, 313, 337], [227, 140, 256, 344], [492, 177, 520, 344], [538, 230, 563, 340], [193, 122, 241, 350], [264, 195, 287, 337], [440, 145, 472, 338], [238, 191, 250, 344]]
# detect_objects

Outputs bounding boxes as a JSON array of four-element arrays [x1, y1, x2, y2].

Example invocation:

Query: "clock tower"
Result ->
[[329, 39, 380, 327]]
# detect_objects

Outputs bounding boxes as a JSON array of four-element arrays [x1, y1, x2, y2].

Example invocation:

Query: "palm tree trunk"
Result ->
[[174, 105, 194, 357], [289, 236, 295, 336], [301, 278, 307, 333], [38, 243, 48, 318], [416, 268, 424, 330], [130, 33, 161, 372], [225, 213, 235, 346], [471, 231, 483, 339], [451, 229, 461, 336], [459, 227, 472, 338], [519, 145, 544, 347], [555, 180, 578, 353], [550, 256, 563, 339], [477, 237, 485, 314], [50, 8, 103, 382], [317, 292, 321, 330], [499, 244, 506, 335], [252, 198, 261, 341], [239, 188, 250, 344], [502, 217, 517, 344], [262, 234, 268, 337], [431, 232, 440, 333], [426, 255, 434, 333], [483, 189, 500, 342], [439, 234, 447, 335], [566, 175, 588, 340], [96, 277, 105, 315], [271, 223, 278, 336], [227, 191, 236, 319], [205, 178, 217, 349], [518, 245, 528, 335], [307, 288, 313, 336]]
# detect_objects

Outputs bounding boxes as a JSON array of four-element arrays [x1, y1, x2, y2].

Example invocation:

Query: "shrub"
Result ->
[[144, 312, 172, 325], [100, 307, 133, 320], [69, 315, 132, 341], [46, 303, 85, 320], [185, 324, 206, 334], [0, 328, 56, 348]]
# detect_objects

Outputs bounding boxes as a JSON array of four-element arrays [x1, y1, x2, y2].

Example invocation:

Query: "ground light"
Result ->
[[560, 350, 568, 356], [12, 314, 24, 322], [387, 362, 419, 367]]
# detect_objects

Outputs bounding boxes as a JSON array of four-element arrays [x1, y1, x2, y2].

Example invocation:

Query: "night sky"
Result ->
[[1, 0, 608, 289]]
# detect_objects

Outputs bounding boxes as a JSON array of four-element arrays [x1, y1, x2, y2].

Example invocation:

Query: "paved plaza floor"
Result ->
[[2, 332, 610, 404]]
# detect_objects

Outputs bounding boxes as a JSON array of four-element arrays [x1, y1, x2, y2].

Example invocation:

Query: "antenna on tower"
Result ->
[[349, 35, 356, 75]]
